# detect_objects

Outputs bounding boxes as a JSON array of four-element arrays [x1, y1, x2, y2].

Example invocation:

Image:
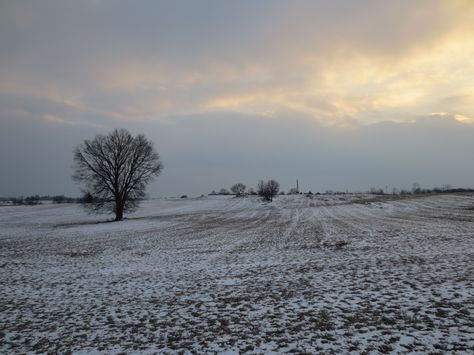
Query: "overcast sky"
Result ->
[[1, 0, 474, 197]]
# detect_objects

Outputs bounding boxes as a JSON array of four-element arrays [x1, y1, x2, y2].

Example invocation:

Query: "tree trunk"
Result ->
[[115, 201, 124, 221]]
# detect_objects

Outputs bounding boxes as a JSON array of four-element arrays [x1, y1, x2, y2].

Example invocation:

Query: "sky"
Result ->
[[1, 0, 474, 197]]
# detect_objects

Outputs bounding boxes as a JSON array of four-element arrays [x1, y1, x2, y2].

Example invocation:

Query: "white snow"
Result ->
[[0, 193, 473, 353]]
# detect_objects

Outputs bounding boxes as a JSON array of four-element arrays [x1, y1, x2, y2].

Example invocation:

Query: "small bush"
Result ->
[[257, 179, 279, 202], [230, 183, 246, 197]]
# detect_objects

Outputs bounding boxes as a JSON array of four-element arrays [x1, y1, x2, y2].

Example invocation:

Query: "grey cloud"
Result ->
[[1, 0, 459, 84], [3, 109, 473, 197], [1, 0, 470, 125]]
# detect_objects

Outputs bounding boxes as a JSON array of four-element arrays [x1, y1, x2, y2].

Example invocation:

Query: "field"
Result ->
[[1, 193, 473, 354]]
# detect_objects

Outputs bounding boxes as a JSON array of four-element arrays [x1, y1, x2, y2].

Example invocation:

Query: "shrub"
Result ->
[[230, 183, 246, 197], [257, 179, 279, 202]]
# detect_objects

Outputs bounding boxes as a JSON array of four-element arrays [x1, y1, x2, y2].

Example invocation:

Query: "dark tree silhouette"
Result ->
[[73, 128, 163, 221], [257, 179, 279, 202], [231, 183, 246, 196]]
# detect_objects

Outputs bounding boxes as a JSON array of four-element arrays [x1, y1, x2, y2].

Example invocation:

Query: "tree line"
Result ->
[[2, 195, 89, 205], [209, 180, 280, 201], [3, 128, 473, 221]]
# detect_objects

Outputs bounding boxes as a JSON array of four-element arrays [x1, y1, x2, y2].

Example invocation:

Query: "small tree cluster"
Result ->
[[230, 183, 246, 197], [257, 179, 279, 202], [24, 195, 42, 205]]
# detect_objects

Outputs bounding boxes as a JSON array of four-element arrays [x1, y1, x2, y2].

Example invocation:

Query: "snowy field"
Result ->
[[1, 193, 473, 354]]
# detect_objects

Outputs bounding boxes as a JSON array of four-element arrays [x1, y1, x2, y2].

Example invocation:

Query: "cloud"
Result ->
[[2, 0, 474, 127], [2, 105, 474, 196]]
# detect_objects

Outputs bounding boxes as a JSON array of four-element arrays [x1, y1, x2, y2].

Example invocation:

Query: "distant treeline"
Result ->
[[0, 195, 85, 205], [2, 185, 474, 206], [209, 184, 474, 197], [323, 186, 474, 195], [368, 184, 474, 196]]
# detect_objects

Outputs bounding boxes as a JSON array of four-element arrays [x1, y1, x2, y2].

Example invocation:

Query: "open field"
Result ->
[[1, 194, 473, 354]]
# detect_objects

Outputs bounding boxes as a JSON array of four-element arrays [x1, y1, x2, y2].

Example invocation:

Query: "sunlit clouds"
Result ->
[[1, 0, 473, 127]]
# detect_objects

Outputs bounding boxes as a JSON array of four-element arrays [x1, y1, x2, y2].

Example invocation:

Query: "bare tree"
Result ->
[[73, 128, 163, 221], [257, 179, 279, 202], [230, 183, 246, 197]]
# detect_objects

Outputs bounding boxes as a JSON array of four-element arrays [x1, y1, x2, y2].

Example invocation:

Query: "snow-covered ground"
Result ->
[[1, 194, 473, 354]]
